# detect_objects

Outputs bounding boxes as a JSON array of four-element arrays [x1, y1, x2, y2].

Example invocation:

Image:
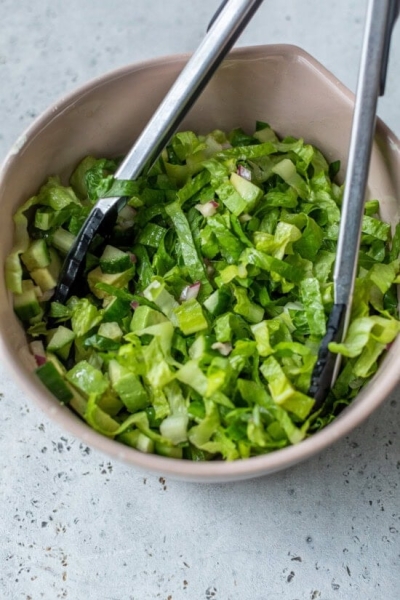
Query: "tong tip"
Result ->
[[309, 303, 346, 411]]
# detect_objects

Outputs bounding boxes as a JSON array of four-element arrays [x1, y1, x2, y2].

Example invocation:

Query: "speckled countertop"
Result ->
[[1, 1, 400, 599]]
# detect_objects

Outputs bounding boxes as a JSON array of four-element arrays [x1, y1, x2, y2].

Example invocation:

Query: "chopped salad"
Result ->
[[5, 123, 400, 460]]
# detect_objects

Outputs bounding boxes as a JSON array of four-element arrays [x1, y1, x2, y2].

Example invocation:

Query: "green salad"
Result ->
[[5, 122, 400, 460]]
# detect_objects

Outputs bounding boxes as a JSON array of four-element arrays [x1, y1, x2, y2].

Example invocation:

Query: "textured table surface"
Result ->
[[1, 1, 400, 599]]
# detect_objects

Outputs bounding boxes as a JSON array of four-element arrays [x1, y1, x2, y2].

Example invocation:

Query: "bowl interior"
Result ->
[[1, 44, 400, 482]]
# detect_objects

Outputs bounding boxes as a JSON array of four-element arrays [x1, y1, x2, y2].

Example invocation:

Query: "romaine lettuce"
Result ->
[[6, 123, 400, 461]]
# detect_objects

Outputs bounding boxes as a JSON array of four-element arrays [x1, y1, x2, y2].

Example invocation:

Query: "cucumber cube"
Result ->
[[21, 239, 50, 271], [102, 296, 131, 323], [98, 322, 123, 342], [130, 306, 168, 332], [30, 249, 62, 292], [36, 361, 73, 404], [108, 360, 149, 413], [13, 280, 42, 321], [47, 326, 76, 361], [99, 245, 132, 274], [87, 266, 135, 299]]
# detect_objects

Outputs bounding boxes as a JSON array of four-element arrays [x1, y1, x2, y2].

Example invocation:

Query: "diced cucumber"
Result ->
[[30, 268, 57, 292], [30, 249, 62, 292], [36, 361, 73, 404], [230, 172, 263, 211], [66, 360, 109, 396], [130, 305, 168, 332], [47, 326, 76, 361], [203, 286, 231, 316], [108, 359, 149, 413], [13, 280, 42, 321], [98, 321, 123, 342], [253, 125, 279, 143], [66, 383, 88, 417], [46, 352, 67, 374], [46, 353, 84, 414], [49, 248, 62, 273], [99, 245, 132, 274], [51, 227, 75, 255], [102, 296, 131, 323], [34, 208, 55, 231], [87, 351, 103, 371], [142, 279, 179, 319], [21, 239, 50, 271], [88, 267, 135, 299]]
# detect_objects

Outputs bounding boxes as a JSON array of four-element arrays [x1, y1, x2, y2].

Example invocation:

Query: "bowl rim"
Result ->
[[1, 43, 400, 481]]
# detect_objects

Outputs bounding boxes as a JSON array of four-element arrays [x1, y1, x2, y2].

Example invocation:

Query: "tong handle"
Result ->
[[380, 0, 400, 94], [115, 0, 264, 182], [309, 0, 399, 407], [52, 0, 263, 305], [334, 0, 399, 321]]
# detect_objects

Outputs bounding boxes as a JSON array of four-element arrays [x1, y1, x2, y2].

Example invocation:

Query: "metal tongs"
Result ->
[[53, 0, 399, 407], [309, 0, 400, 408], [52, 0, 264, 305]]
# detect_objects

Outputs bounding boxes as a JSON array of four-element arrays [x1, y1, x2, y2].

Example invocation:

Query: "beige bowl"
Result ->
[[1, 45, 399, 482]]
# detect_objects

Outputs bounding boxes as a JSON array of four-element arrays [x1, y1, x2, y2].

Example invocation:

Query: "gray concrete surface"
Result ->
[[0, 1, 400, 598]]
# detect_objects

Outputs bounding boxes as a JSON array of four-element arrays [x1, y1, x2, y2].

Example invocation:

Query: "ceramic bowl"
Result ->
[[1, 45, 399, 482]]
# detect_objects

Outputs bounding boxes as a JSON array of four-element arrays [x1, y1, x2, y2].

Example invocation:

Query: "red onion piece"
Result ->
[[30, 341, 46, 365], [211, 342, 233, 356], [180, 282, 201, 302], [129, 253, 137, 263], [130, 301, 139, 310], [195, 201, 219, 218], [237, 165, 252, 181]]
